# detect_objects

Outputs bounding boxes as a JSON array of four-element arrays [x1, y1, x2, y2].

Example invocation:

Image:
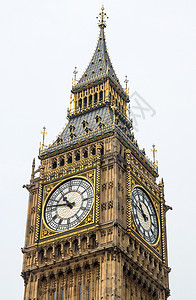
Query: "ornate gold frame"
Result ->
[[35, 168, 99, 245], [128, 183, 163, 260], [130, 184, 161, 247]]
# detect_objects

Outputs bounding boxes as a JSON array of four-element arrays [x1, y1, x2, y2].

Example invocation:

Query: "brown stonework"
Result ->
[[22, 7, 170, 300]]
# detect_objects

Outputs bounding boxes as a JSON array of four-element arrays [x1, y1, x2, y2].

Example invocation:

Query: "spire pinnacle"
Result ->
[[151, 144, 158, 167], [41, 126, 47, 149], [73, 66, 78, 86], [97, 5, 108, 28], [124, 75, 129, 94]]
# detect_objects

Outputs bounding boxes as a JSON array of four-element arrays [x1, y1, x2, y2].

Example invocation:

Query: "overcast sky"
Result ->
[[0, 0, 196, 299]]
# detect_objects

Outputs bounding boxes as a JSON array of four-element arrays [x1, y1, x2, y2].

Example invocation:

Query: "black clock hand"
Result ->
[[133, 203, 145, 215], [59, 193, 75, 209], [47, 203, 71, 208], [47, 201, 75, 209], [63, 196, 75, 209], [66, 201, 75, 209], [139, 202, 144, 213], [136, 203, 148, 222]]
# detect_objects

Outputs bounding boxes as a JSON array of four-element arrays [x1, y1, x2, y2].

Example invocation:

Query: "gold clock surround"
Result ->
[[130, 185, 161, 246], [127, 180, 163, 261], [37, 169, 98, 244]]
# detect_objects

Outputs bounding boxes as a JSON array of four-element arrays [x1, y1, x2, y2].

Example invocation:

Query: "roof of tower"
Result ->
[[72, 6, 122, 91]]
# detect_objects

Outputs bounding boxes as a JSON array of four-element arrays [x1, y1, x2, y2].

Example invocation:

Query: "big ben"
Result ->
[[21, 6, 170, 300]]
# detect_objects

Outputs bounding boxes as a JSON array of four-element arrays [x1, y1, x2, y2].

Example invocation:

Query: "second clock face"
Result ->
[[131, 187, 159, 244], [44, 178, 94, 232]]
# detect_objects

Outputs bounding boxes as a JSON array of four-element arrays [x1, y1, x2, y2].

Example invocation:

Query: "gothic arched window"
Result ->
[[91, 146, 96, 155], [99, 91, 103, 102], [52, 159, 57, 169], [78, 99, 82, 109], [84, 97, 87, 107], [67, 154, 72, 164], [60, 157, 65, 167], [101, 144, 104, 155], [94, 93, 97, 104], [75, 151, 80, 161], [83, 149, 88, 158], [89, 95, 92, 107]]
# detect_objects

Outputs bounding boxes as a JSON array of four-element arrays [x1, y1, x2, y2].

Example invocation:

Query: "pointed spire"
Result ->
[[74, 6, 119, 88]]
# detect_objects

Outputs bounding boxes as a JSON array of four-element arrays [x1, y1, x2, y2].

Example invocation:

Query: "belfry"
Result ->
[[22, 6, 170, 299]]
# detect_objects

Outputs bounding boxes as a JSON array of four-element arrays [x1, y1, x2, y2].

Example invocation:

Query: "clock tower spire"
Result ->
[[22, 7, 170, 300]]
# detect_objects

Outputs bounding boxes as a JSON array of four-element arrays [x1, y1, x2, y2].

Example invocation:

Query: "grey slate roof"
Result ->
[[75, 27, 119, 86], [40, 106, 132, 155], [62, 106, 112, 140], [39, 106, 157, 175]]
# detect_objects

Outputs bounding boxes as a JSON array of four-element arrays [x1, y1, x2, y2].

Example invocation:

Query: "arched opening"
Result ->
[[47, 247, 53, 259], [67, 154, 72, 164], [75, 152, 80, 161], [83, 149, 88, 158], [56, 245, 61, 257], [40, 249, 44, 262], [91, 146, 96, 155], [101, 145, 104, 155], [52, 159, 57, 169], [64, 241, 70, 254], [78, 99, 82, 109], [60, 157, 65, 167], [90, 234, 96, 248], [94, 93, 97, 105], [73, 239, 79, 252], [89, 95, 92, 107], [84, 97, 87, 108], [81, 236, 87, 251], [99, 91, 103, 102]]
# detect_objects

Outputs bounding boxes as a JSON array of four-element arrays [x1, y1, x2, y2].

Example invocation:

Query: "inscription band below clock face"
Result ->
[[131, 187, 159, 245], [44, 178, 94, 232]]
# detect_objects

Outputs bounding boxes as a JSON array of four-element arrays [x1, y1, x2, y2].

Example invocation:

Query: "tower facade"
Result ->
[[22, 7, 170, 300]]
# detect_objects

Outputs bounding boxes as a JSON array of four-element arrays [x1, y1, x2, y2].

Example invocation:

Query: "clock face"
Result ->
[[44, 178, 94, 232], [131, 187, 159, 244]]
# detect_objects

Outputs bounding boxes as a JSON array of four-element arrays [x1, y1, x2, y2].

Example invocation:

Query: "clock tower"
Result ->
[[22, 7, 170, 300]]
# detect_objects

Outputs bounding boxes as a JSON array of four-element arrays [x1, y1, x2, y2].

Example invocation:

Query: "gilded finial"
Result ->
[[41, 126, 47, 150], [151, 144, 158, 167], [73, 66, 78, 86], [124, 75, 129, 95], [97, 5, 108, 28]]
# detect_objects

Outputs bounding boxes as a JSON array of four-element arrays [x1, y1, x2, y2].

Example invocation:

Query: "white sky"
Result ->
[[0, 0, 196, 299]]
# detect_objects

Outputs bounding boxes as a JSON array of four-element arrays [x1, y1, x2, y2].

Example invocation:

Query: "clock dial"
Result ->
[[44, 178, 94, 231], [131, 187, 159, 244]]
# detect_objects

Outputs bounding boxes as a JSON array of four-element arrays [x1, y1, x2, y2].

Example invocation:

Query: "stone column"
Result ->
[[96, 144, 102, 225], [125, 149, 132, 232]]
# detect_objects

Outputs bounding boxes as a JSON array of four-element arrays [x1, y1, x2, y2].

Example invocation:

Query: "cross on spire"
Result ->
[[97, 5, 108, 28], [73, 66, 78, 86], [41, 126, 47, 149], [124, 75, 129, 94], [151, 144, 157, 167]]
